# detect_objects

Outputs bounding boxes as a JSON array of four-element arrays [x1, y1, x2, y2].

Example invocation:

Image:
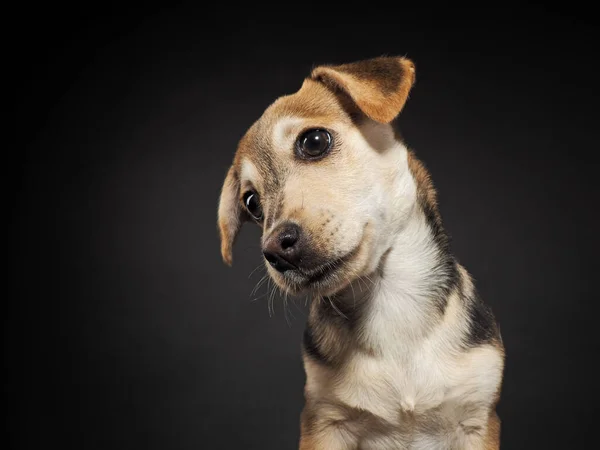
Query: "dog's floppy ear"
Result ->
[[310, 56, 416, 123], [218, 165, 247, 266]]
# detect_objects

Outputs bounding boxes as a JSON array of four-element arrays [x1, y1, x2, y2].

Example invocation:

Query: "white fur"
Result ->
[[271, 116, 305, 155], [240, 158, 260, 189]]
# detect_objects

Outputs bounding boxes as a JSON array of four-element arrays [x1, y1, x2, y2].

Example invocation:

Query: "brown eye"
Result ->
[[296, 129, 332, 159], [243, 191, 262, 220]]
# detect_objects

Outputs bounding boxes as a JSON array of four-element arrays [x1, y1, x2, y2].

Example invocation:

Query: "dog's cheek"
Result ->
[[278, 162, 380, 257]]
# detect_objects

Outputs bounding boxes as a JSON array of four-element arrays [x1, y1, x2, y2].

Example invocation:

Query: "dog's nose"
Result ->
[[262, 222, 301, 273]]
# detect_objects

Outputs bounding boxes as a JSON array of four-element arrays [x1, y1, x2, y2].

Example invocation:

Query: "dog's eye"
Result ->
[[296, 129, 332, 159], [243, 191, 263, 220]]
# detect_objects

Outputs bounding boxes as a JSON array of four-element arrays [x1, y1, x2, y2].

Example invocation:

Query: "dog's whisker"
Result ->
[[283, 289, 294, 326], [265, 278, 273, 317], [267, 289, 273, 317], [268, 281, 279, 318], [290, 296, 307, 318], [250, 290, 271, 303], [250, 273, 269, 298], [363, 274, 376, 287], [328, 296, 348, 320], [248, 263, 265, 279], [347, 276, 357, 310], [358, 276, 370, 292]]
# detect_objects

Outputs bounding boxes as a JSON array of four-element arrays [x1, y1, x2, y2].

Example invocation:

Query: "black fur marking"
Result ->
[[464, 292, 499, 347], [419, 193, 450, 254], [333, 57, 404, 95], [416, 187, 461, 315], [302, 324, 330, 365], [433, 253, 459, 315], [320, 288, 371, 326]]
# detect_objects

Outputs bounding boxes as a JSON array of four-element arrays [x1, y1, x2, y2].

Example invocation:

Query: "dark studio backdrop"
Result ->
[[8, 5, 599, 449]]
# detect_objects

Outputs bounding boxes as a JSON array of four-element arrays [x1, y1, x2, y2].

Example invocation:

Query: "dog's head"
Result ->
[[218, 56, 419, 296]]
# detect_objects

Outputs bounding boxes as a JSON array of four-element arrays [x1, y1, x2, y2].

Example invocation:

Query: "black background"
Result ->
[[8, 5, 599, 449]]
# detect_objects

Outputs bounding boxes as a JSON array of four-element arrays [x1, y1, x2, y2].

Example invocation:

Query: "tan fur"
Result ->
[[217, 56, 505, 449], [217, 166, 242, 265], [311, 57, 415, 123], [299, 408, 318, 450], [484, 412, 501, 450], [406, 149, 440, 221]]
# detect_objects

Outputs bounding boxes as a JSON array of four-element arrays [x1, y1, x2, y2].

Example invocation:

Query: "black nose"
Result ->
[[262, 222, 301, 273]]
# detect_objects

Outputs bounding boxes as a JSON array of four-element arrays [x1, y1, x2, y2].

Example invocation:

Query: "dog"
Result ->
[[217, 56, 504, 449]]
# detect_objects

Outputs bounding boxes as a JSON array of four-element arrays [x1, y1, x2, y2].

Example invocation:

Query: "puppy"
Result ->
[[217, 56, 504, 449]]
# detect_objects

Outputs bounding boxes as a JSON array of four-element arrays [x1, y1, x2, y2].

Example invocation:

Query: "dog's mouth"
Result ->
[[303, 250, 357, 284], [264, 223, 370, 296], [279, 243, 362, 294]]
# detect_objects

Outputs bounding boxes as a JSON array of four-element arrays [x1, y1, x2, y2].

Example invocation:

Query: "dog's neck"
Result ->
[[322, 191, 459, 347]]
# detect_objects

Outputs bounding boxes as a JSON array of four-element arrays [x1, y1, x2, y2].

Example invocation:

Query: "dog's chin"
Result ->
[[268, 269, 345, 297], [267, 250, 363, 297]]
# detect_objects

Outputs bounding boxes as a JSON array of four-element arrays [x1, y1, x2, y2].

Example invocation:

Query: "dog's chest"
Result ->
[[327, 324, 502, 426], [323, 279, 500, 424], [333, 345, 449, 423]]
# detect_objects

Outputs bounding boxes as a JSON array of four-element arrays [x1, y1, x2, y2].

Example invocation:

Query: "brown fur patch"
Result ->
[[217, 166, 246, 265], [311, 56, 415, 123], [299, 407, 318, 450], [406, 150, 441, 224], [304, 299, 354, 367], [484, 411, 501, 450]]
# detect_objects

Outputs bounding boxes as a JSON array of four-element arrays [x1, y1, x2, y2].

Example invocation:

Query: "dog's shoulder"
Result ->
[[456, 264, 504, 351]]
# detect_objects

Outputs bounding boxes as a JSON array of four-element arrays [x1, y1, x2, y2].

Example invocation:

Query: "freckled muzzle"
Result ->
[[261, 221, 335, 275], [261, 220, 363, 294]]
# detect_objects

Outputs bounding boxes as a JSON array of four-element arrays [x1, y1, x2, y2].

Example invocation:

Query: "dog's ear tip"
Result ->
[[399, 56, 415, 66], [399, 57, 416, 78], [309, 66, 329, 81], [221, 247, 233, 266], [222, 257, 233, 267]]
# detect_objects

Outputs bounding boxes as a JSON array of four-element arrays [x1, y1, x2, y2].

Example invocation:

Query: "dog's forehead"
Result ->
[[233, 79, 351, 175], [263, 78, 350, 121]]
